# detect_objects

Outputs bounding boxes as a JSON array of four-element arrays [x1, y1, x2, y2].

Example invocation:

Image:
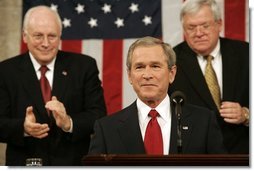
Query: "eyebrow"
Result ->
[[133, 61, 163, 66]]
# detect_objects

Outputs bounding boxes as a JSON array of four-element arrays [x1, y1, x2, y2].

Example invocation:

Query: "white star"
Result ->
[[75, 3, 85, 14], [129, 3, 139, 13], [62, 18, 71, 28], [101, 3, 111, 14], [114, 18, 124, 28], [88, 18, 98, 28], [50, 4, 58, 11], [142, 15, 152, 26]]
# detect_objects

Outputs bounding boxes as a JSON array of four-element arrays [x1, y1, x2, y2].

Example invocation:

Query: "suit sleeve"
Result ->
[[0, 63, 25, 145], [70, 57, 107, 142]]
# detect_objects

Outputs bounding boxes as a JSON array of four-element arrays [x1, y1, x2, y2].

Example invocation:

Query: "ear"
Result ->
[[169, 65, 177, 84], [127, 69, 133, 85], [22, 30, 28, 43], [217, 19, 223, 32]]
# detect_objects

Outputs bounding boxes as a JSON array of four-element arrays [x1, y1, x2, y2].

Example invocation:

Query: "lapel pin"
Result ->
[[62, 71, 67, 76], [182, 126, 188, 130]]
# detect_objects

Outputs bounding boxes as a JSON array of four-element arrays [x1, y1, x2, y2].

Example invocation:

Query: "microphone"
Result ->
[[171, 91, 186, 154]]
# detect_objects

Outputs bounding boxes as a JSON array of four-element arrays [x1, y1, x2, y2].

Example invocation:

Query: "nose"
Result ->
[[41, 36, 50, 47], [142, 67, 153, 79], [195, 26, 205, 36]]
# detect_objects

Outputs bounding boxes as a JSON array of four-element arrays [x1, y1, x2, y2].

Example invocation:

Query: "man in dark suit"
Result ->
[[168, 0, 249, 154], [88, 36, 226, 155], [0, 6, 106, 165]]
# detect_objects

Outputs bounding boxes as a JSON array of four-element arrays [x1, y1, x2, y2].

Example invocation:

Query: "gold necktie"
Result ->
[[204, 55, 221, 109]]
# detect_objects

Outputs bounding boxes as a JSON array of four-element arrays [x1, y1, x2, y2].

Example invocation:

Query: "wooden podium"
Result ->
[[83, 154, 249, 166]]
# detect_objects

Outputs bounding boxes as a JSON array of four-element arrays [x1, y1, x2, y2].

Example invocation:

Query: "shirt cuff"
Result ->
[[63, 116, 73, 133], [242, 107, 249, 127]]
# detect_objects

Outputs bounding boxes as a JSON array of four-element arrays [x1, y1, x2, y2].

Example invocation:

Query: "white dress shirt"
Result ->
[[137, 95, 171, 155], [29, 52, 55, 88]]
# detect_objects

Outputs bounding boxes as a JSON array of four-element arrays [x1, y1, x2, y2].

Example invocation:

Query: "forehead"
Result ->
[[132, 45, 167, 63], [27, 10, 60, 32]]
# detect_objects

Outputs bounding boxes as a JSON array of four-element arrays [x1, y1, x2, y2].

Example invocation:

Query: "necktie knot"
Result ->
[[149, 109, 159, 119], [205, 55, 214, 63], [39, 65, 51, 105], [40, 65, 49, 76]]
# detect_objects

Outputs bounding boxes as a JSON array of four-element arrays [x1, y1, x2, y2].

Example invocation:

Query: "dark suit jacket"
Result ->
[[88, 102, 226, 154], [169, 37, 249, 153], [0, 50, 107, 165]]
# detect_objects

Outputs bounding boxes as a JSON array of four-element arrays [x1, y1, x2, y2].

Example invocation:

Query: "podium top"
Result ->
[[83, 154, 249, 166]]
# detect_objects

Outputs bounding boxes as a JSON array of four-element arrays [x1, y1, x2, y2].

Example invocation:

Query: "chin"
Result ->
[[194, 47, 209, 54], [142, 94, 157, 101], [39, 56, 54, 63]]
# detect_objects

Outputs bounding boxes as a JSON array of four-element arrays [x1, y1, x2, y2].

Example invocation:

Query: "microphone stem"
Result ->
[[176, 104, 182, 154]]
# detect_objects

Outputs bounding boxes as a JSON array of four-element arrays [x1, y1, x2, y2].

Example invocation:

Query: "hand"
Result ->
[[45, 96, 71, 131], [219, 101, 247, 125], [24, 106, 50, 138]]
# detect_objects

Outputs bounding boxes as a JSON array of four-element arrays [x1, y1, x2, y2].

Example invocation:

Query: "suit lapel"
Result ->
[[181, 106, 193, 152], [220, 38, 238, 101], [169, 104, 192, 154], [51, 51, 69, 102], [19, 53, 49, 123], [117, 102, 146, 154], [178, 44, 217, 109], [169, 104, 178, 153]]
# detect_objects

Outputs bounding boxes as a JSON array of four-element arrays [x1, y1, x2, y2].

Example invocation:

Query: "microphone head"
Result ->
[[171, 91, 186, 104]]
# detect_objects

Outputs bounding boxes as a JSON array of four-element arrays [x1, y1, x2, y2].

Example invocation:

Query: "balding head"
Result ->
[[23, 5, 62, 35], [22, 5, 62, 65]]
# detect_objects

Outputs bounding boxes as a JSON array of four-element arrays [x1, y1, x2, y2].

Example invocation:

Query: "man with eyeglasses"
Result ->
[[168, 0, 249, 154], [0, 6, 106, 165]]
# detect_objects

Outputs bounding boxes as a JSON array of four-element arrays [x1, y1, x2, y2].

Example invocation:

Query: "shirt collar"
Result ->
[[197, 39, 221, 61], [137, 95, 171, 122], [209, 39, 220, 59], [29, 52, 56, 72]]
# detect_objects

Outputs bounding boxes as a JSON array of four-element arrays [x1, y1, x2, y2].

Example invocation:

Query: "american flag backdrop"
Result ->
[[20, 0, 249, 115]]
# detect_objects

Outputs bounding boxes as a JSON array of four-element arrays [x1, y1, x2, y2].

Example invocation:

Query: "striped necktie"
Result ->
[[204, 55, 221, 109]]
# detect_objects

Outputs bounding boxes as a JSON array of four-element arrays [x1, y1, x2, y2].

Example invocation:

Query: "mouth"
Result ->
[[37, 47, 54, 53], [141, 84, 156, 87], [40, 49, 52, 53], [194, 39, 208, 44]]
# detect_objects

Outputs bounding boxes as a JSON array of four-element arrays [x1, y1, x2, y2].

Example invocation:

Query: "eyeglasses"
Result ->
[[27, 32, 59, 43], [184, 21, 217, 35]]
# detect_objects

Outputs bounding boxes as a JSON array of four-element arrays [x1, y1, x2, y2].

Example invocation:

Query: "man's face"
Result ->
[[183, 5, 222, 56], [128, 45, 176, 106], [23, 10, 61, 65]]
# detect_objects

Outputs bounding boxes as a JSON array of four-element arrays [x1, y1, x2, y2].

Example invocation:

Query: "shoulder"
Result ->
[[220, 37, 249, 49], [97, 102, 137, 125], [181, 103, 219, 129], [57, 50, 96, 63], [57, 50, 98, 70], [220, 37, 249, 64], [183, 103, 214, 119], [0, 53, 26, 66], [173, 41, 189, 52], [0, 53, 27, 73], [173, 41, 196, 58]]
